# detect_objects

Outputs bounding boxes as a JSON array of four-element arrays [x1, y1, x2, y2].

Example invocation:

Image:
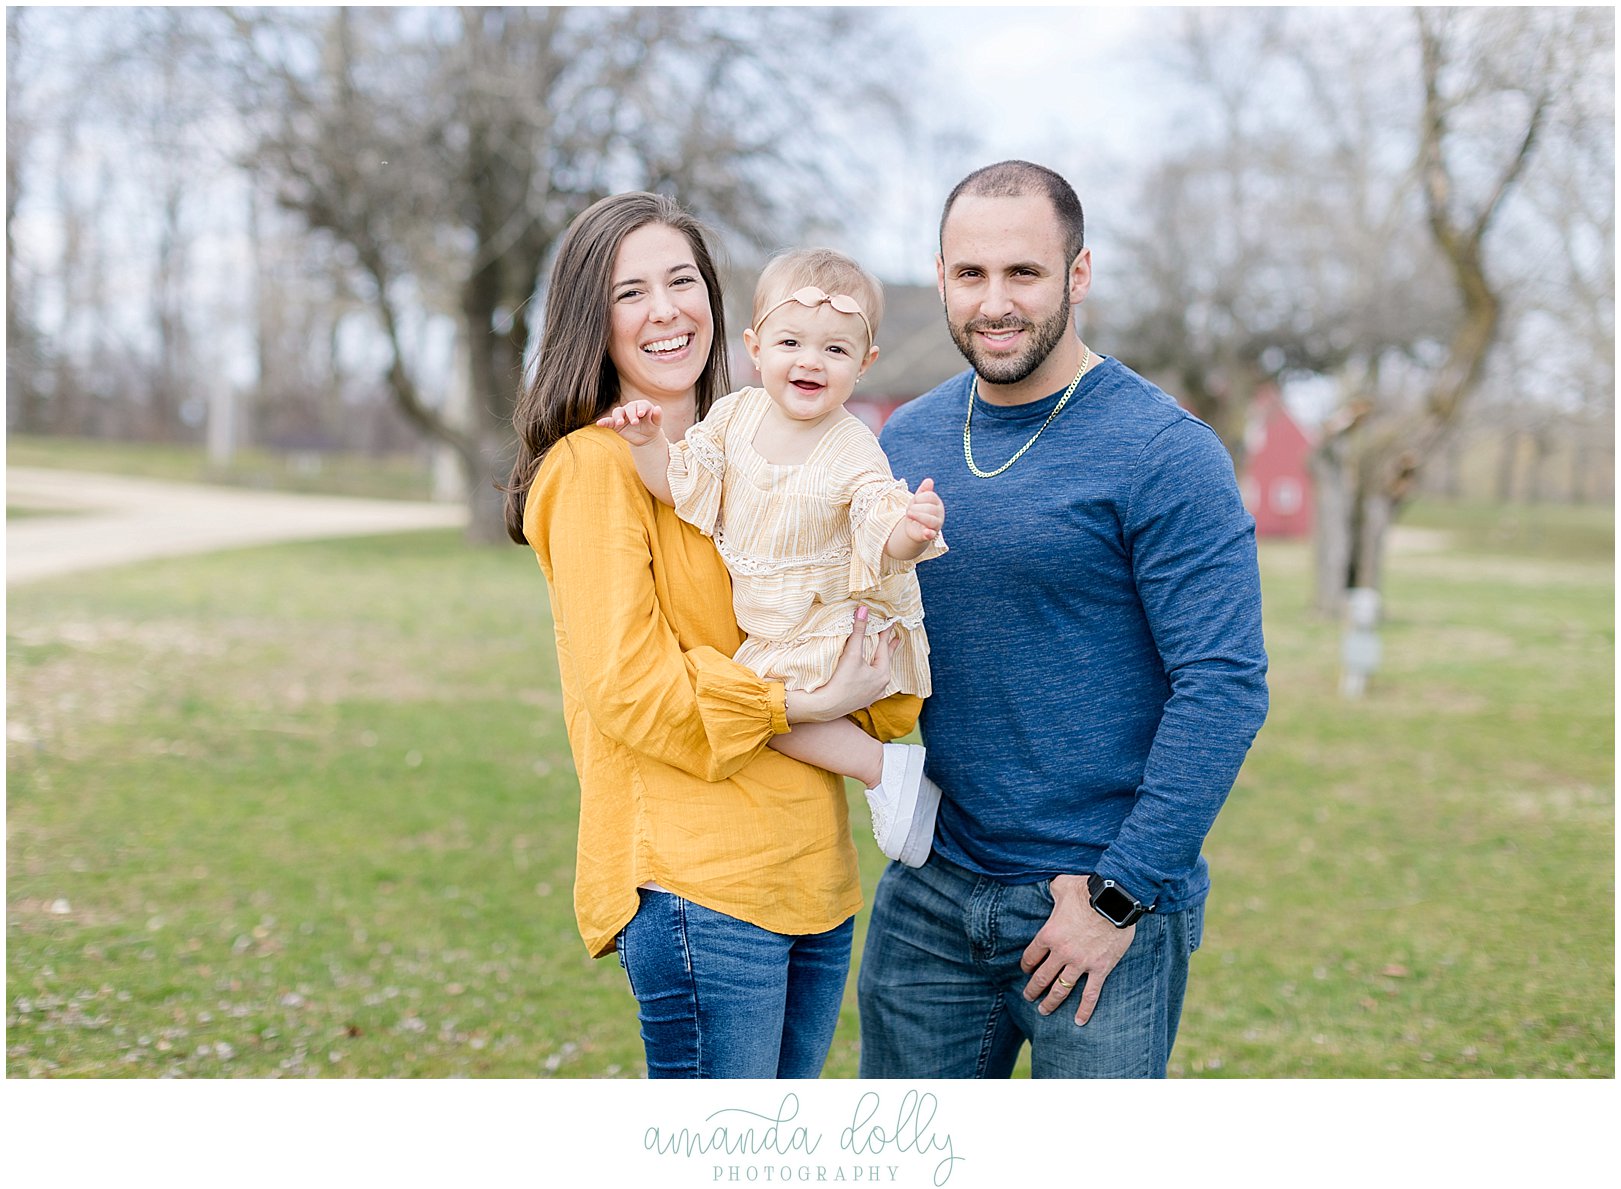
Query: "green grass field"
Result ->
[[7, 433, 437, 502], [5, 496, 1612, 1078]]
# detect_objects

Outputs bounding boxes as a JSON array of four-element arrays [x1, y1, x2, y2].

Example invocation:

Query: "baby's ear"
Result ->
[[859, 343, 880, 374], [742, 327, 762, 367]]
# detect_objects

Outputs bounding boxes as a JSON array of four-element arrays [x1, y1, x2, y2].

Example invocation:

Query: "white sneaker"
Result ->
[[864, 743, 941, 868]]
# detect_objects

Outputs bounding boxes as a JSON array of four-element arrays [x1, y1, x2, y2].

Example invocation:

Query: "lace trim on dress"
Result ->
[[716, 534, 853, 577], [849, 476, 909, 532], [745, 611, 927, 649], [682, 427, 728, 481]]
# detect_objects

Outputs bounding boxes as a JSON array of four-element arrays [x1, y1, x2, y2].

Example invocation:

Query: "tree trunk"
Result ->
[[1309, 412, 1360, 615], [1570, 430, 1607, 505], [1351, 485, 1396, 594], [1526, 429, 1555, 504], [1310, 461, 1353, 616], [458, 257, 525, 545], [1494, 429, 1521, 502], [463, 437, 511, 544], [151, 181, 186, 441], [1433, 434, 1462, 500]]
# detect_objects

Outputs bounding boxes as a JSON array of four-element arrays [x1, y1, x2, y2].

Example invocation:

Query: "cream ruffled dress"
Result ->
[[667, 387, 945, 697]]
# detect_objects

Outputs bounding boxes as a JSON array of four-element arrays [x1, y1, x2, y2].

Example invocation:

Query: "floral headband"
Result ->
[[752, 285, 873, 346]]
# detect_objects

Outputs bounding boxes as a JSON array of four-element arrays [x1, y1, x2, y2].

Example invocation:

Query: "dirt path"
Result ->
[[5, 467, 468, 586]]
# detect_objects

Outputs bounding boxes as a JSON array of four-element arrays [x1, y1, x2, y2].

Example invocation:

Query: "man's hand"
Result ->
[[596, 399, 664, 446], [1020, 873, 1136, 1026]]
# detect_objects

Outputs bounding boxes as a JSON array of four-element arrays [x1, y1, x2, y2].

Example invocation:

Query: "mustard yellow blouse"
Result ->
[[523, 426, 919, 958]]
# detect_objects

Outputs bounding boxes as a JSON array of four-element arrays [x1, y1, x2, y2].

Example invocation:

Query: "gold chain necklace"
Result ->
[[962, 348, 1094, 478]]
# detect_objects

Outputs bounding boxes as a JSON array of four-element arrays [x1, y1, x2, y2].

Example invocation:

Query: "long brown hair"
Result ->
[[503, 192, 731, 544]]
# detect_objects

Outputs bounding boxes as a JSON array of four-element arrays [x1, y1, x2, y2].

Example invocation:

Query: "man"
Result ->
[[859, 161, 1269, 1078]]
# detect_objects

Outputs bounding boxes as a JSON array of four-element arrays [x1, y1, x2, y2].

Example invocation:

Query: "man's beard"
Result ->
[[947, 291, 1072, 386]]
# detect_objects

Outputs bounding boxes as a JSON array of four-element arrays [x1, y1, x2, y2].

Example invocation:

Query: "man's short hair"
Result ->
[[939, 160, 1085, 266]]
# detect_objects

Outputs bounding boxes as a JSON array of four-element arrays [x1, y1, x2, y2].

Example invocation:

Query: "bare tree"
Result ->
[[1113, 8, 1607, 610], [8, 8, 244, 441], [5, 8, 48, 432], [219, 6, 905, 541], [1113, 10, 1297, 461], [6, 8, 106, 435], [139, 9, 202, 440], [1503, 25, 1616, 506], [1113, 10, 1456, 466], [1308, 7, 1597, 609]]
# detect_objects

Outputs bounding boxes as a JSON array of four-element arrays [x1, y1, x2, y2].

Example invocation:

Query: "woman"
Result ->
[[505, 192, 919, 1079]]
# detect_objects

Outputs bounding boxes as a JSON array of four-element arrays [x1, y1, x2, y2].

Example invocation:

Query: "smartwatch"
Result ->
[[1088, 873, 1150, 928]]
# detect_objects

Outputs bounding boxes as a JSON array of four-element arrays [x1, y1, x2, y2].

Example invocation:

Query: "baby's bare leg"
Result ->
[[769, 717, 884, 788]]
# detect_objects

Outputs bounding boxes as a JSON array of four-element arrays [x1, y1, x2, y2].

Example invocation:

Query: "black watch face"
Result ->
[[1095, 883, 1137, 924]]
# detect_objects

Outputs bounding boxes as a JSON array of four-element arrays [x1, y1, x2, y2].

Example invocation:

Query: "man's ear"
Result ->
[[1069, 247, 1093, 306]]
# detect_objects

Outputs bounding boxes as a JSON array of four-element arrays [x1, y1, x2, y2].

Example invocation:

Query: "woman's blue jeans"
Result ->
[[616, 890, 854, 1079], [858, 853, 1202, 1078]]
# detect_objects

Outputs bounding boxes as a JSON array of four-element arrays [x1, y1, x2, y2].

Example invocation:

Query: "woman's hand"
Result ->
[[785, 605, 898, 723]]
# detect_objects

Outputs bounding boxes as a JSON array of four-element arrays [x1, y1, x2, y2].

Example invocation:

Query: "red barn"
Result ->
[[1241, 386, 1314, 538]]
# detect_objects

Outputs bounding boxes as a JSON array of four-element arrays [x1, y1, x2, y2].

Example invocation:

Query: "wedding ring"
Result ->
[[1056, 975, 1076, 989]]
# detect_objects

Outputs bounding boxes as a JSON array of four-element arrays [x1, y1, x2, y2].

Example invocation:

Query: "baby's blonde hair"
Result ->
[[751, 247, 885, 343]]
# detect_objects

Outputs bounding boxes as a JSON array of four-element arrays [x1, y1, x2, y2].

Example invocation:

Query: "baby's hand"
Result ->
[[901, 477, 945, 543], [596, 399, 664, 445]]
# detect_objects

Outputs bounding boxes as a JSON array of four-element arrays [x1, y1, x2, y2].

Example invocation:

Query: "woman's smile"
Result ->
[[607, 223, 715, 405]]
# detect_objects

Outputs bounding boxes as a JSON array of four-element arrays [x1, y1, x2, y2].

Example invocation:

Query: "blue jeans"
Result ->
[[857, 853, 1201, 1078], [617, 890, 854, 1079]]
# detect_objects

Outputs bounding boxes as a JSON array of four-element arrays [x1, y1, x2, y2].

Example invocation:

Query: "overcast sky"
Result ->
[[852, 5, 1168, 281], [900, 4, 1161, 157]]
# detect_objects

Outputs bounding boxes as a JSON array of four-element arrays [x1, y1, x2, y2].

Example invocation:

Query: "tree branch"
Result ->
[[1470, 88, 1550, 248]]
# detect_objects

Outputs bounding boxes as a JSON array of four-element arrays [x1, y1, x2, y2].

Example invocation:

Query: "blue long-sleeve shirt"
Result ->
[[881, 358, 1269, 913]]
